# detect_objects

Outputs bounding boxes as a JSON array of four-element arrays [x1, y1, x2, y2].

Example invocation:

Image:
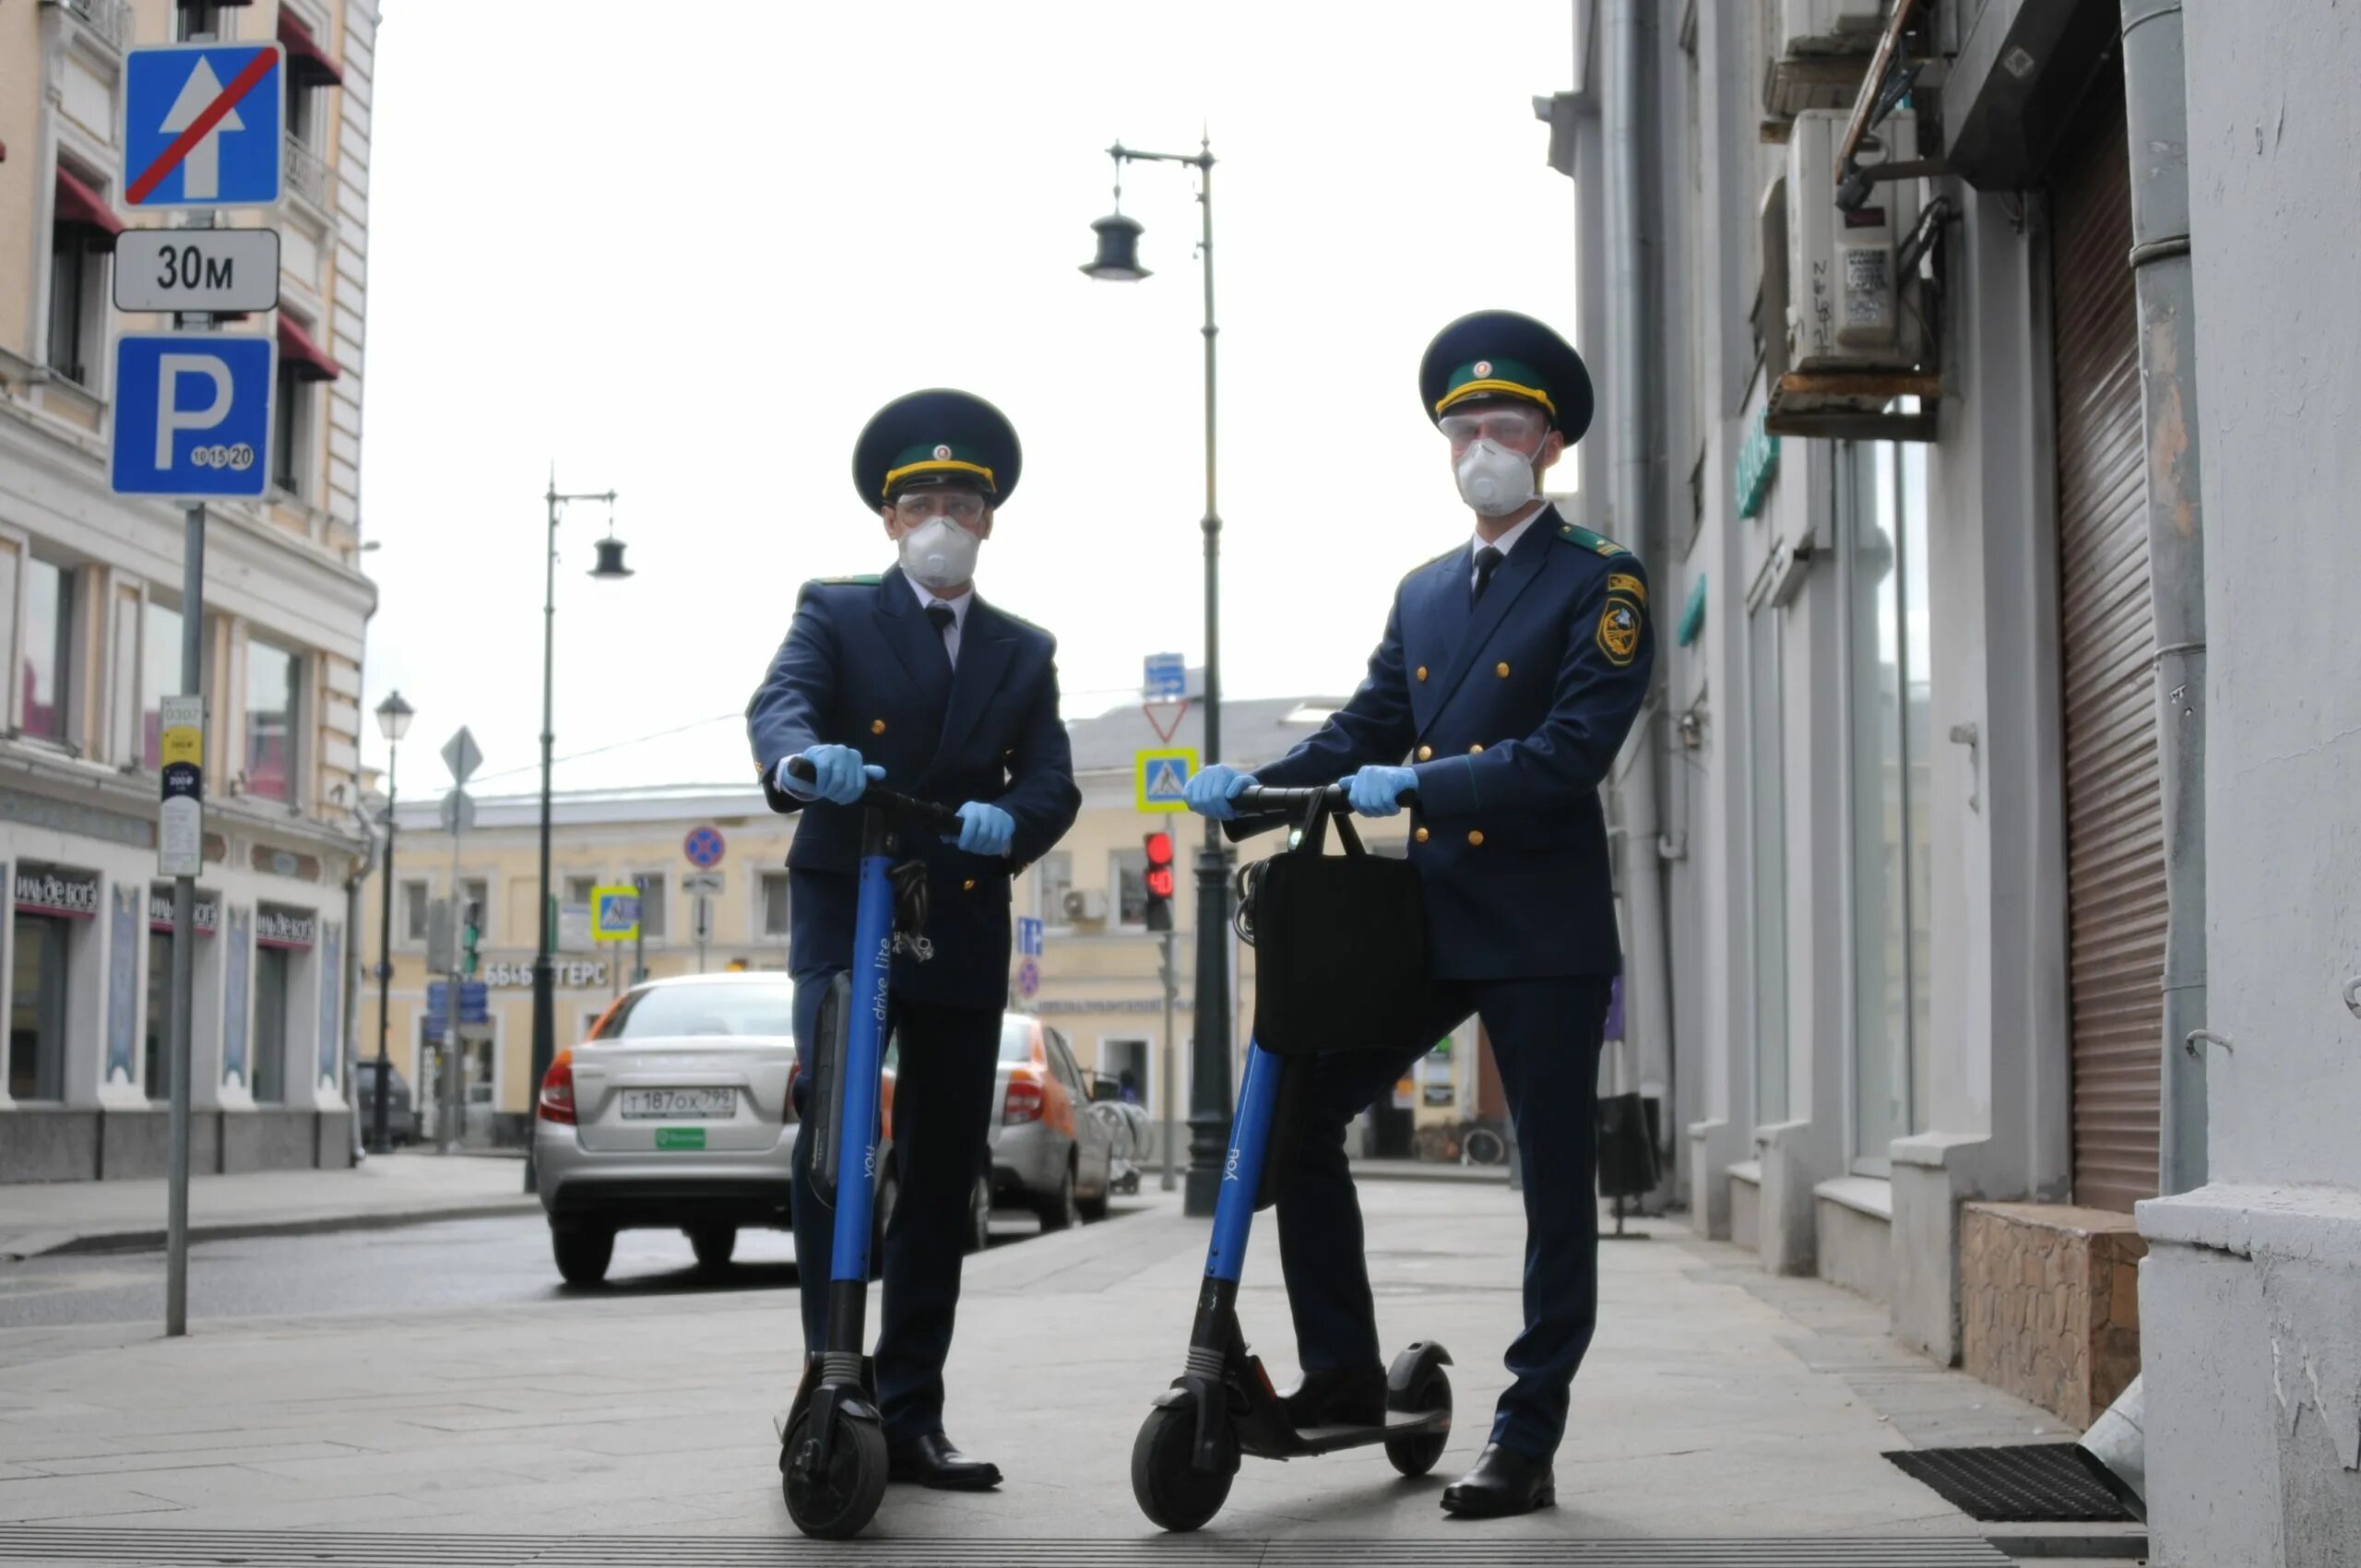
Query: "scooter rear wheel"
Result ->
[[1384, 1361, 1452, 1478], [781, 1405, 887, 1540], [1131, 1401, 1237, 1533]]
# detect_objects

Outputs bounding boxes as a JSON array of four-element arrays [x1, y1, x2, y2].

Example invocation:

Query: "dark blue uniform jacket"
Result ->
[[745, 567, 1081, 1008], [1254, 505, 1654, 981]]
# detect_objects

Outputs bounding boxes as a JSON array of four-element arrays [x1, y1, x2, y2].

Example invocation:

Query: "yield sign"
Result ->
[[122, 44, 285, 209], [1143, 698, 1191, 744]]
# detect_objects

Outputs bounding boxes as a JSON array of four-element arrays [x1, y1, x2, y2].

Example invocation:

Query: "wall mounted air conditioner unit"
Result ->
[[1062, 888, 1108, 923], [1764, 0, 1889, 116], [1786, 108, 1922, 374], [1778, 0, 1888, 56]]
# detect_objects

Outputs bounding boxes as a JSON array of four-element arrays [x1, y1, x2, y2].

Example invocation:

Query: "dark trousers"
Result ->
[[1274, 975, 1610, 1462], [790, 968, 1001, 1442]]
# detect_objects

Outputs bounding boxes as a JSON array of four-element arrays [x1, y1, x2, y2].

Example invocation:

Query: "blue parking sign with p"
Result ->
[[111, 333, 275, 498]]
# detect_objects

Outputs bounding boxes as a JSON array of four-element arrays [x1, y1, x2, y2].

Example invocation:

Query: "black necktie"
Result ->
[[1472, 545, 1504, 605], [925, 602, 956, 669]]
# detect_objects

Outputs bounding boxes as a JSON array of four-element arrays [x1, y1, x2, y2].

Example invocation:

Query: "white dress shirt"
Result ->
[[1469, 506, 1546, 590], [902, 573, 973, 668]]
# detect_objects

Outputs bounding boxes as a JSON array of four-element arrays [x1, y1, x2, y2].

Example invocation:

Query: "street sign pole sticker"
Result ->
[[590, 885, 641, 944], [158, 694, 204, 877], [120, 43, 285, 211], [1135, 747, 1198, 814]]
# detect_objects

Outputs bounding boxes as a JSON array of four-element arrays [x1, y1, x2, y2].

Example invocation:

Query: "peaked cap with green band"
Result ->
[[851, 387, 1023, 509], [1418, 309, 1594, 442]]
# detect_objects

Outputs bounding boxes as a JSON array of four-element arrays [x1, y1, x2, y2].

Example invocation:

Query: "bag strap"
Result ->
[[1330, 814, 1370, 858]]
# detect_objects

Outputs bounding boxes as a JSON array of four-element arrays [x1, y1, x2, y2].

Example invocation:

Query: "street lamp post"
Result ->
[[1081, 137, 1232, 1217], [369, 690, 413, 1154], [526, 475, 634, 1194]]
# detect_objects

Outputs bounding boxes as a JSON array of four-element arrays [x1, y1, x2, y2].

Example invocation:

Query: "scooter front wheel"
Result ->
[[1131, 1401, 1237, 1533], [781, 1405, 888, 1540]]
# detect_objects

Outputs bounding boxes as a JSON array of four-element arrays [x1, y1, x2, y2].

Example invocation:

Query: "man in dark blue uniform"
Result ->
[[1184, 311, 1652, 1517], [747, 388, 1080, 1491]]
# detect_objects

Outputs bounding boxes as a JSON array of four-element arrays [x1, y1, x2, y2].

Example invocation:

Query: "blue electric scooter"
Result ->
[[1131, 783, 1453, 1533], [775, 754, 966, 1540]]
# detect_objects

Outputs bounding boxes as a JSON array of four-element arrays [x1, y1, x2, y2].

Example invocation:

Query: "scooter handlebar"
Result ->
[[1222, 780, 1421, 840], [782, 754, 968, 838]]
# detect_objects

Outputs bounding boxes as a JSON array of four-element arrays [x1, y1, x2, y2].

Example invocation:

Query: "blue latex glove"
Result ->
[[777, 745, 884, 806], [1183, 763, 1257, 821], [952, 801, 1015, 857], [1344, 765, 1418, 818]]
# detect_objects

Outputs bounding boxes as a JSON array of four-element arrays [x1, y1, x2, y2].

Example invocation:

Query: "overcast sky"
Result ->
[[357, 2, 1577, 798]]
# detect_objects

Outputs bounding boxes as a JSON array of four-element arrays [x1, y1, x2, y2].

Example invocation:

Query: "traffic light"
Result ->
[[460, 900, 481, 978], [1142, 831, 1175, 932]]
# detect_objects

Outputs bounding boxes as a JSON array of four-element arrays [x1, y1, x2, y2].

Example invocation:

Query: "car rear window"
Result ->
[[998, 1018, 1034, 1063], [591, 984, 795, 1040]]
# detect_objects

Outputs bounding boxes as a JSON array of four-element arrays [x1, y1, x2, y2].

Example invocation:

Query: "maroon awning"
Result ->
[[278, 10, 344, 88], [53, 166, 123, 251], [278, 314, 341, 383]]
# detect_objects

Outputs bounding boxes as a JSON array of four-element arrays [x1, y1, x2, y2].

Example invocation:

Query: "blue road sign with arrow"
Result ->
[[122, 43, 285, 210]]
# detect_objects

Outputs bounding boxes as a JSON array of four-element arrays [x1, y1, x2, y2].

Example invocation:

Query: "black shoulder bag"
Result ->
[[1236, 800, 1430, 1058]]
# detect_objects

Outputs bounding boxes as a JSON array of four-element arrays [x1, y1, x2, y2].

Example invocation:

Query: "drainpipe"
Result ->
[[2121, 0, 2206, 1198], [346, 804, 380, 1165], [1601, 0, 1679, 1204]]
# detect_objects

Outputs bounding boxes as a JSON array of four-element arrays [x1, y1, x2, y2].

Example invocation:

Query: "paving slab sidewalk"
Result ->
[[0, 1174, 2142, 1556], [0, 1153, 538, 1258]]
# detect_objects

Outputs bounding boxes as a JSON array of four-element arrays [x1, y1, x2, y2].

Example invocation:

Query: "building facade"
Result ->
[[1546, 0, 2358, 1556], [368, 691, 1483, 1160], [1, 0, 382, 1181]]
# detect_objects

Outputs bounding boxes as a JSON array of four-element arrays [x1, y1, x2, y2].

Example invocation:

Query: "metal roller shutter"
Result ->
[[2049, 68, 2165, 1214]]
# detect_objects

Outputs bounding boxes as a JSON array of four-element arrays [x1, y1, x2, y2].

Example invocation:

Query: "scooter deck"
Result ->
[[1245, 1406, 1451, 1459]]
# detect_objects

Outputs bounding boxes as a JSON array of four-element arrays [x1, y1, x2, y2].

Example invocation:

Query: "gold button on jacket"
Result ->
[[1467, 830, 1485, 847], [870, 719, 887, 734], [1414, 826, 1430, 844], [1495, 661, 1511, 678], [1416, 666, 1429, 682], [1416, 745, 1432, 761]]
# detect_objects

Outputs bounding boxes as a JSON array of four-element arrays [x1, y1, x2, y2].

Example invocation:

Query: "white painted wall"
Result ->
[[2142, 4, 2361, 1560]]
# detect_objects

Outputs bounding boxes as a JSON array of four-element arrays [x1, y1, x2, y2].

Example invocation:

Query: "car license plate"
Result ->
[[621, 1087, 735, 1120]]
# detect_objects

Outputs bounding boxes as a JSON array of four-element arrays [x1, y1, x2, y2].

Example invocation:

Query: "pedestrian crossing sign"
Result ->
[[590, 885, 641, 944], [1134, 747, 1198, 814]]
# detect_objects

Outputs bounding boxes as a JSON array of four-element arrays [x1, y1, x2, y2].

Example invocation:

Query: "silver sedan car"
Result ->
[[534, 973, 810, 1285], [987, 1014, 1117, 1229]]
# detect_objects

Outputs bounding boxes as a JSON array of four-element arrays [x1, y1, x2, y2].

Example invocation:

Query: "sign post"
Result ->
[[119, 37, 288, 1343], [437, 729, 478, 1156]]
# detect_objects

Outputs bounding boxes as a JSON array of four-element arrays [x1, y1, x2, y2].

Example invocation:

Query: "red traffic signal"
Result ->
[[1143, 832, 1176, 926]]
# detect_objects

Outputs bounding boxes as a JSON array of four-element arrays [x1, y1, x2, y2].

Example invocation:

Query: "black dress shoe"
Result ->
[[886, 1430, 1002, 1491], [1442, 1443, 1556, 1517], [1279, 1365, 1388, 1429]]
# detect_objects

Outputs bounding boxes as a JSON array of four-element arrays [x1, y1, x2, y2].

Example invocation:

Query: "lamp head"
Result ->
[[1080, 212, 1150, 281], [374, 689, 414, 743]]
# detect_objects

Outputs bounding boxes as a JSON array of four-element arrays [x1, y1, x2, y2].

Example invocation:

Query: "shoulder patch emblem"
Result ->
[[1607, 571, 1646, 605], [1596, 594, 1643, 667], [1557, 520, 1630, 557]]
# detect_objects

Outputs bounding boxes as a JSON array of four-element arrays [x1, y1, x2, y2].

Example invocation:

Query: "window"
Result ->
[[1111, 847, 1149, 931], [174, 4, 225, 42], [1845, 440, 1934, 1170], [1037, 851, 1073, 930], [244, 638, 300, 802], [461, 879, 490, 938], [272, 358, 307, 496], [1750, 600, 1787, 1126], [590, 981, 794, 1040], [563, 877, 598, 951], [401, 880, 429, 944], [638, 873, 669, 940], [252, 944, 290, 1102], [141, 601, 184, 770], [760, 872, 791, 939], [288, 75, 318, 147], [8, 911, 70, 1101], [146, 928, 172, 1097], [46, 223, 106, 387], [1101, 1038, 1150, 1111], [19, 559, 73, 743]]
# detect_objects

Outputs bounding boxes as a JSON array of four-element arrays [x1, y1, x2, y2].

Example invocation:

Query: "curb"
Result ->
[[7, 1198, 542, 1259]]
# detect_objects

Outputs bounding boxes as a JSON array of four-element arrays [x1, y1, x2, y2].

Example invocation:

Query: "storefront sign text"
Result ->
[[14, 867, 101, 919]]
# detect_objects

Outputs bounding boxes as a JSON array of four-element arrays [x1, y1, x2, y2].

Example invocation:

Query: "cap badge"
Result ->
[[932, 444, 953, 460], [1473, 360, 1492, 377]]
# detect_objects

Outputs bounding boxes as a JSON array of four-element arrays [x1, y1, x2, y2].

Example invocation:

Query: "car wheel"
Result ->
[[1077, 1160, 1111, 1222], [552, 1224, 613, 1287], [964, 1174, 992, 1253], [1036, 1160, 1079, 1231], [689, 1226, 737, 1272]]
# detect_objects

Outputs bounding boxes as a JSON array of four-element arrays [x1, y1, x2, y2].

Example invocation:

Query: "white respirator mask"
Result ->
[[1453, 438, 1539, 517], [897, 516, 982, 591]]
